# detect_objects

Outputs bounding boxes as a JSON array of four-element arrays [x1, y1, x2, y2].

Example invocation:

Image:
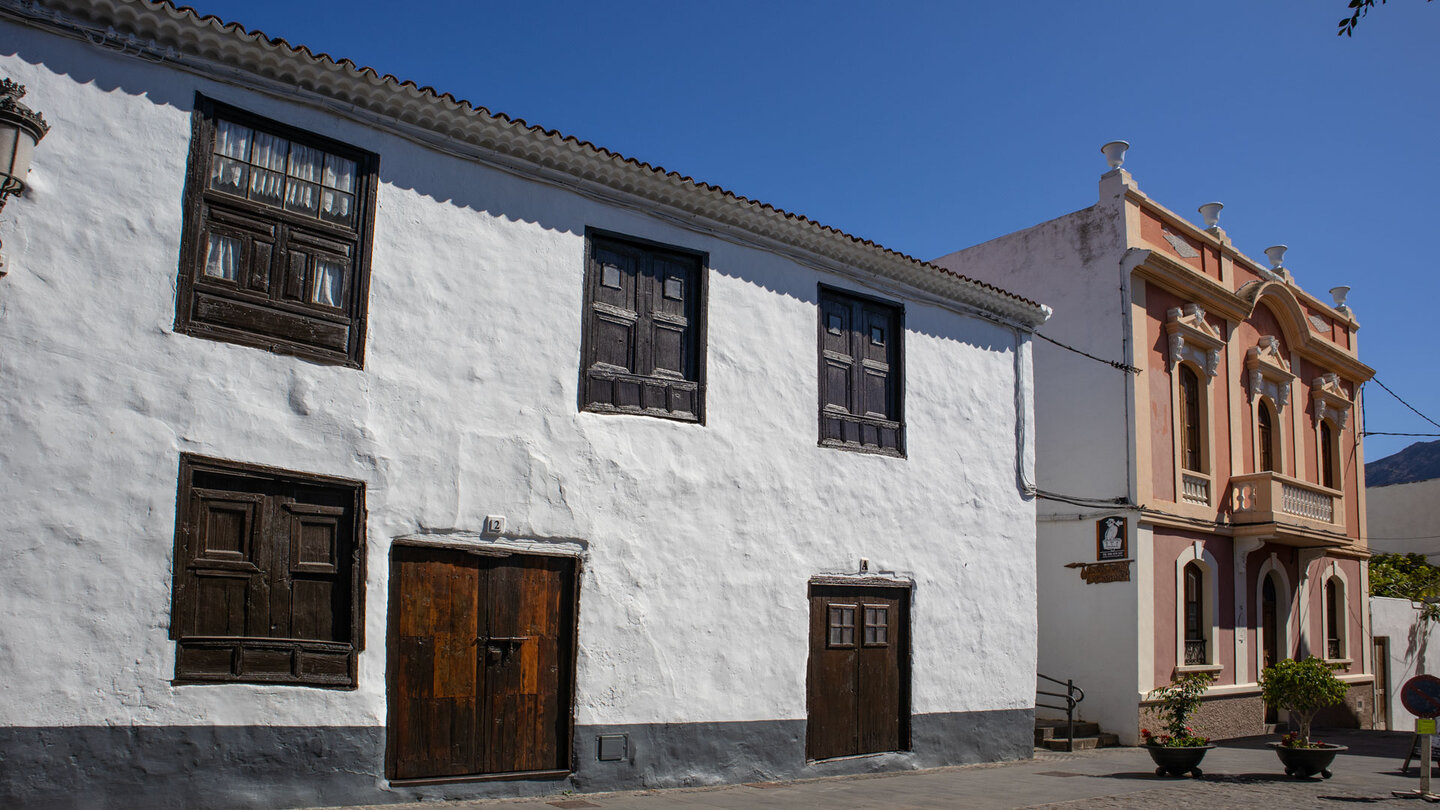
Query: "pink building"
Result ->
[[935, 147, 1375, 741]]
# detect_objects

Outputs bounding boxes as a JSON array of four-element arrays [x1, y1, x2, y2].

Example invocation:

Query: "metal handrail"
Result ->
[[1037, 672, 1085, 752]]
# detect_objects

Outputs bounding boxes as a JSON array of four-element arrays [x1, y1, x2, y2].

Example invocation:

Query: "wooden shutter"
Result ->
[[818, 288, 903, 455], [581, 233, 703, 421], [172, 456, 362, 687]]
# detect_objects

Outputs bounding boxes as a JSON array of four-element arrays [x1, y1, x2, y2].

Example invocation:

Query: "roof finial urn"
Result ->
[[1264, 245, 1288, 269], [1198, 202, 1224, 229], [1101, 140, 1129, 170], [1330, 285, 1351, 311]]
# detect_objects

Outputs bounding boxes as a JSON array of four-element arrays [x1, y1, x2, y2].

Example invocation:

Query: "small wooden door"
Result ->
[[387, 545, 577, 781], [806, 584, 909, 760]]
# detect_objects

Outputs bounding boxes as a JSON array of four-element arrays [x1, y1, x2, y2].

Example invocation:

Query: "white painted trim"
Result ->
[[1233, 538, 1264, 682], [1175, 543, 1221, 668], [1254, 553, 1294, 680], [1137, 523, 1156, 691], [1323, 564, 1352, 661]]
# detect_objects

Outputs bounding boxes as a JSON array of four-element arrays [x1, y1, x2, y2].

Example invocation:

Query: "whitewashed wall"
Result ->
[[0, 19, 1036, 804], [934, 178, 1139, 739], [1372, 596, 1439, 732]]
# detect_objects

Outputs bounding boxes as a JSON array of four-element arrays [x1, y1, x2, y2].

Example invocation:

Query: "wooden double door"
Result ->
[[806, 584, 910, 760], [387, 546, 578, 781]]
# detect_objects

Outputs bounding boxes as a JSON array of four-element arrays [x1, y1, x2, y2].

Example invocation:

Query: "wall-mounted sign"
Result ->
[[1097, 516, 1127, 561], [1081, 561, 1131, 584]]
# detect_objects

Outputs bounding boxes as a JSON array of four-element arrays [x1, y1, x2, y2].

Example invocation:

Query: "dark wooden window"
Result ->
[[1321, 420, 1336, 489], [1179, 365, 1202, 472], [1258, 400, 1276, 472], [579, 231, 705, 422], [828, 605, 857, 647], [1183, 562, 1205, 665], [170, 454, 364, 687], [176, 96, 378, 367], [818, 286, 904, 456]]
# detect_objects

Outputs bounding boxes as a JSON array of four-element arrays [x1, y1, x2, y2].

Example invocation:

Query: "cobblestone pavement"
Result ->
[[315, 730, 1437, 809]]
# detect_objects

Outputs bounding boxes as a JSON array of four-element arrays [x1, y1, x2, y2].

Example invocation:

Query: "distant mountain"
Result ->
[[1367, 440, 1440, 488]]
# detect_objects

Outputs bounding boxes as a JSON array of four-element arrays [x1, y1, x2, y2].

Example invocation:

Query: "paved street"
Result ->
[[314, 730, 1440, 809]]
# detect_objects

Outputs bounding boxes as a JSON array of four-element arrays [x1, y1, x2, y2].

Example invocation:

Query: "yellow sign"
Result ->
[[1418, 718, 1436, 734]]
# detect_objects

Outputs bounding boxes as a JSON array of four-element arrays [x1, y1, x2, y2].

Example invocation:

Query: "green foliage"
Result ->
[[1260, 657, 1348, 745], [1145, 671, 1215, 746], [1370, 553, 1440, 618], [1339, 0, 1433, 37]]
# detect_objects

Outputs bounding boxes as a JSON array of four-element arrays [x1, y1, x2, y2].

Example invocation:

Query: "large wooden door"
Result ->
[[806, 584, 909, 760], [1262, 574, 1280, 724], [387, 546, 577, 781]]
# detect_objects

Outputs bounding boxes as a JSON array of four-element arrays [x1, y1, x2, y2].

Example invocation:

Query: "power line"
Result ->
[[1364, 431, 1440, 438], [1373, 376, 1440, 431], [1032, 332, 1140, 374]]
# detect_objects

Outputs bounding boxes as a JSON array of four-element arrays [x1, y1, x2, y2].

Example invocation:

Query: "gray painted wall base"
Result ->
[[0, 709, 1032, 809]]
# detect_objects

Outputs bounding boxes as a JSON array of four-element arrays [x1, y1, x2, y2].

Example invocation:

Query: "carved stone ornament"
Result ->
[[1165, 304, 1224, 378], [1311, 372, 1352, 430], [1245, 335, 1294, 409]]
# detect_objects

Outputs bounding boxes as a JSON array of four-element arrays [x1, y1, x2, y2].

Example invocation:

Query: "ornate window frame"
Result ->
[[1321, 563, 1350, 663], [1254, 554, 1292, 679], [1311, 373, 1351, 492], [1175, 542, 1222, 672], [1166, 305, 1223, 507], [1246, 336, 1294, 475]]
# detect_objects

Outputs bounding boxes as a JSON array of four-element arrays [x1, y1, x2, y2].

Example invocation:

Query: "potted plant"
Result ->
[[1259, 656, 1349, 779], [1142, 671, 1216, 777]]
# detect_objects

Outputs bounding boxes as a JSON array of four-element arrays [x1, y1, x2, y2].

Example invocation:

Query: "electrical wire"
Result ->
[[1364, 431, 1440, 438], [1372, 376, 1440, 430], [1032, 332, 1140, 375]]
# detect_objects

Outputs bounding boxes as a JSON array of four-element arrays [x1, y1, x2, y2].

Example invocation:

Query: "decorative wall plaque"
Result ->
[[1081, 561, 1131, 584], [1097, 516, 1127, 561]]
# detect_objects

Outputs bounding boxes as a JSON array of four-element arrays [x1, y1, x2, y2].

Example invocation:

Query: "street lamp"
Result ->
[[0, 77, 50, 273]]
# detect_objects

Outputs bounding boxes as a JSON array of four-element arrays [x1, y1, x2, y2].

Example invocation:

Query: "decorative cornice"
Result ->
[[1311, 373, 1353, 430], [1246, 336, 1293, 409], [1, 0, 1051, 328], [1165, 303, 1223, 378]]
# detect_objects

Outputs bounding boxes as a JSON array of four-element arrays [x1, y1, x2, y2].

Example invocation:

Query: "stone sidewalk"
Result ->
[[316, 730, 1440, 809]]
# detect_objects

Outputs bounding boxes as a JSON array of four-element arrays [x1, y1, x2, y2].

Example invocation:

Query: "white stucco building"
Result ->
[[0, 2, 1048, 807], [1367, 477, 1440, 557]]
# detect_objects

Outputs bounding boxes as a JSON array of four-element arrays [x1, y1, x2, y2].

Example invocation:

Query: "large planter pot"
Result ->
[[1144, 743, 1215, 777], [1271, 742, 1346, 779]]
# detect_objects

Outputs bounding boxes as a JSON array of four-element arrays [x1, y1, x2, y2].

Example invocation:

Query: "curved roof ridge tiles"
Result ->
[[91, 2, 1046, 320]]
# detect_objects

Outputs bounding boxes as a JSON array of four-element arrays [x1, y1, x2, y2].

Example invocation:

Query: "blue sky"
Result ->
[[180, 0, 1437, 462]]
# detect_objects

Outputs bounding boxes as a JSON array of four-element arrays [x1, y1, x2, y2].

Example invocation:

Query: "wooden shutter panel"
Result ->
[[818, 288, 903, 455]]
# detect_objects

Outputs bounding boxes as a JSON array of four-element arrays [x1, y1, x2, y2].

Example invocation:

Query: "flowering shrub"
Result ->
[[1279, 731, 1328, 749], [1141, 727, 1210, 748], [1144, 671, 1216, 747]]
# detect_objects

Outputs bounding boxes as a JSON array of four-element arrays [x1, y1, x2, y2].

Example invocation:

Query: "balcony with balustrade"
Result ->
[[1227, 471, 1348, 547]]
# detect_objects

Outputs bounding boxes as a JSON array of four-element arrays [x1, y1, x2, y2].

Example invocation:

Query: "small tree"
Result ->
[[1260, 657, 1348, 746], [1144, 671, 1215, 746]]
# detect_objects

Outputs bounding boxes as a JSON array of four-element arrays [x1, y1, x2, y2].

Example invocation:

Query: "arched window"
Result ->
[[1180, 366, 1202, 473], [1320, 421, 1336, 489], [1258, 400, 1275, 472], [1262, 574, 1280, 670], [1325, 578, 1344, 660], [1184, 562, 1205, 665]]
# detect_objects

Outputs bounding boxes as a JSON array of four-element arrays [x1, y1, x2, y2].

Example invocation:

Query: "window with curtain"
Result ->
[[176, 96, 378, 367]]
